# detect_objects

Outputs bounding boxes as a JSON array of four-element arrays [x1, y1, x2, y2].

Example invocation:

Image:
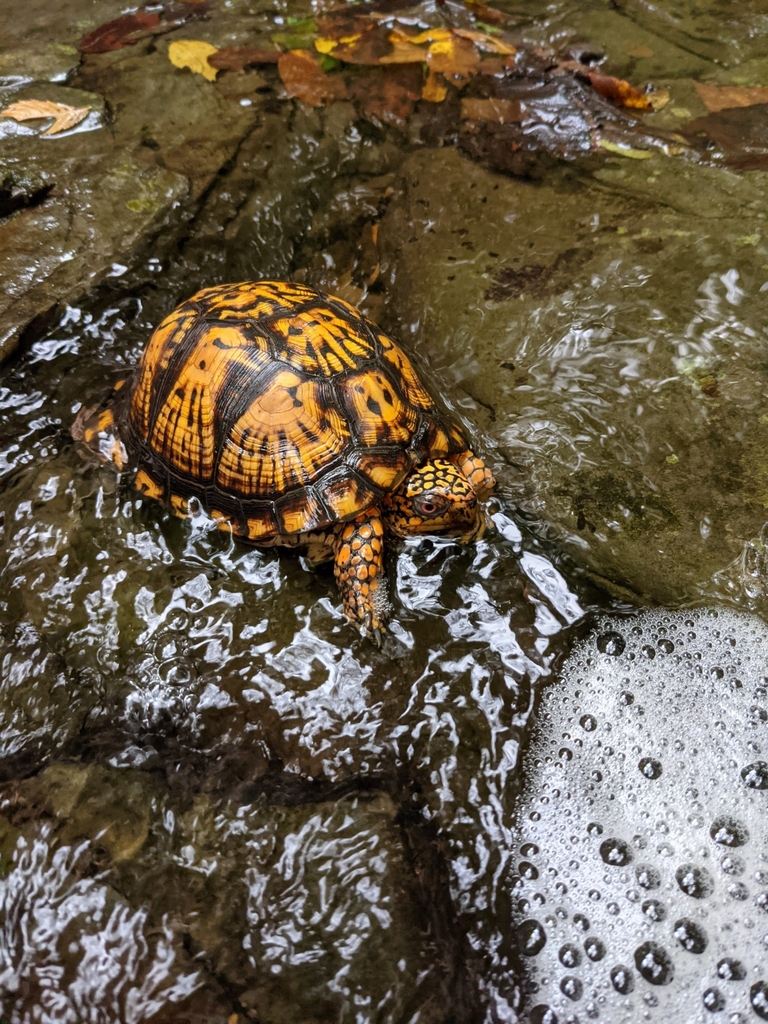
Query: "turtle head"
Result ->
[[381, 458, 483, 541]]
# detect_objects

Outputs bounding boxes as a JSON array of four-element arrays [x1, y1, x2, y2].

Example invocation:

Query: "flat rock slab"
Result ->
[[377, 146, 768, 606]]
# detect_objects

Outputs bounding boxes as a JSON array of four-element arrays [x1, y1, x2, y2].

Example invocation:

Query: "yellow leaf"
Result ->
[[314, 37, 338, 54], [453, 28, 516, 55], [422, 70, 447, 103], [168, 39, 219, 82], [427, 39, 454, 56], [599, 139, 654, 159], [1, 98, 90, 135], [647, 88, 670, 111], [408, 28, 453, 45]]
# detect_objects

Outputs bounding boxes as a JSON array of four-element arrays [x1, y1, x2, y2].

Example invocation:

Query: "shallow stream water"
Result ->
[[1, 0, 768, 1021]]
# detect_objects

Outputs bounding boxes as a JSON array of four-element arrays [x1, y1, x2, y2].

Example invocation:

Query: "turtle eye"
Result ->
[[414, 494, 448, 517]]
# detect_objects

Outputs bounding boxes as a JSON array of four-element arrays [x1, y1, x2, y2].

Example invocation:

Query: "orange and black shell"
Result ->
[[121, 281, 468, 542]]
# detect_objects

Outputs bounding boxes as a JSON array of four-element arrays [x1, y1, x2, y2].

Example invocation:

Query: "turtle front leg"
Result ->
[[451, 449, 496, 502], [333, 508, 390, 644]]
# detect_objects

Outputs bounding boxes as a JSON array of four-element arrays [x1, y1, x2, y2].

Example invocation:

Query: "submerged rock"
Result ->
[[510, 607, 768, 1023], [1, 764, 461, 1024], [378, 146, 768, 607]]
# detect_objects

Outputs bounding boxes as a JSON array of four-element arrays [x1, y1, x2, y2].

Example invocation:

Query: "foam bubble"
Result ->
[[511, 608, 768, 1023]]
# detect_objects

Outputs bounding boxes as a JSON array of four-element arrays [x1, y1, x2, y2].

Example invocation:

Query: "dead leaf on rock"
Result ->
[[350, 65, 421, 127], [695, 82, 768, 113], [422, 70, 448, 103], [278, 50, 348, 106], [78, 10, 160, 53], [561, 62, 657, 110], [1, 99, 91, 136], [208, 46, 280, 70], [462, 0, 508, 25], [426, 36, 480, 84], [168, 39, 219, 81], [78, 3, 209, 53]]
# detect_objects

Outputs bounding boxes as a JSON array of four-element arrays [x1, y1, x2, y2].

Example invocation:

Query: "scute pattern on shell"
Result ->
[[124, 281, 468, 541]]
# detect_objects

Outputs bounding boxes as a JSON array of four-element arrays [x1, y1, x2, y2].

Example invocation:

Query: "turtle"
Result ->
[[75, 280, 495, 641]]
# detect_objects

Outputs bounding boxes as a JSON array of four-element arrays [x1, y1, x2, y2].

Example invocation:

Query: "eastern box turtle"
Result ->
[[76, 281, 495, 641]]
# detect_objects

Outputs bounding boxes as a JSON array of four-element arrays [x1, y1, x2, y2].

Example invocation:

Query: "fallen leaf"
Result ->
[[379, 38, 430, 64], [599, 138, 654, 158], [647, 89, 670, 111], [78, 10, 160, 53], [320, 25, 394, 64], [407, 28, 454, 45], [278, 49, 348, 105], [168, 39, 219, 81], [1, 99, 91, 135], [561, 63, 653, 110], [207, 46, 280, 70], [453, 28, 515, 55], [683, 104, 768, 170], [422, 70, 448, 103], [350, 65, 421, 127], [695, 82, 768, 113], [427, 36, 480, 83], [461, 96, 522, 122], [461, 0, 508, 25]]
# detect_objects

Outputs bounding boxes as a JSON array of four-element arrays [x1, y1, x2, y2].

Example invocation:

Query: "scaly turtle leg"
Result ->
[[451, 449, 496, 502], [333, 508, 389, 644]]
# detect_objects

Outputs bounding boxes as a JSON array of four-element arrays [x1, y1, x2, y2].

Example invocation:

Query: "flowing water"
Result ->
[[1, 0, 768, 1021]]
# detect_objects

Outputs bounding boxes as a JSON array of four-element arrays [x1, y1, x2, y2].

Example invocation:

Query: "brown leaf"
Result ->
[[319, 25, 394, 65], [78, 3, 209, 53], [1, 99, 91, 135], [426, 36, 480, 84], [461, 97, 522, 122], [695, 82, 768, 113], [316, 10, 375, 39], [278, 50, 348, 106], [350, 65, 421, 128], [461, 0, 508, 25], [78, 10, 160, 53], [207, 46, 280, 70]]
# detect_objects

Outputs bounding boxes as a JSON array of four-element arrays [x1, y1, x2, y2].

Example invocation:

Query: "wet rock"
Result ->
[[510, 608, 768, 1023], [0, 4, 264, 363], [377, 146, 768, 606], [0, 827, 230, 1023], [3, 765, 460, 1024]]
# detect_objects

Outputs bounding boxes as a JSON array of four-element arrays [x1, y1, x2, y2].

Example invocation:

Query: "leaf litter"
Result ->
[[61, 0, 744, 172]]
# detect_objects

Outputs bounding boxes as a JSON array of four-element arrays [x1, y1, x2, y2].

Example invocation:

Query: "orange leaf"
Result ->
[[422, 70, 448, 103], [1, 98, 90, 135], [560, 63, 653, 111], [695, 82, 768, 113], [277, 50, 348, 106]]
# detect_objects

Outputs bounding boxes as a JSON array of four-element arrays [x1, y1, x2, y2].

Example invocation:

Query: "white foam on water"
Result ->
[[511, 607, 768, 1024]]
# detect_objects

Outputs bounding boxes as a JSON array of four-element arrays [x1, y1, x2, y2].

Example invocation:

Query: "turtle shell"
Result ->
[[123, 280, 469, 541]]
